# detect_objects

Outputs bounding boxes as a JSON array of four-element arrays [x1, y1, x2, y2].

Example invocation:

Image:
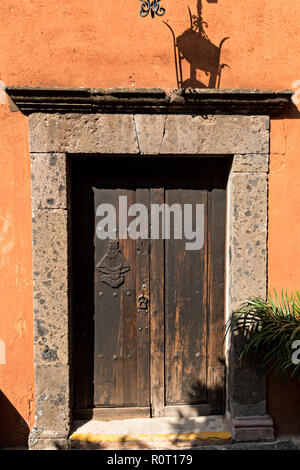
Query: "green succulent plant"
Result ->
[[225, 290, 300, 382]]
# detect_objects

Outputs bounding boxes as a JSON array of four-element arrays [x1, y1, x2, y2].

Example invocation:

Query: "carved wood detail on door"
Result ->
[[96, 240, 130, 288]]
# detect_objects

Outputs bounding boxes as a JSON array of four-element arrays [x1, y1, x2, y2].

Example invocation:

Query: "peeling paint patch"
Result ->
[[0, 340, 6, 364], [0, 214, 15, 265], [15, 319, 27, 338], [0, 81, 6, 104]]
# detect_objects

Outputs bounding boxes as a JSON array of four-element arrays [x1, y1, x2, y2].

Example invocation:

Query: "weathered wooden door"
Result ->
[[72, 157, 227, 419]]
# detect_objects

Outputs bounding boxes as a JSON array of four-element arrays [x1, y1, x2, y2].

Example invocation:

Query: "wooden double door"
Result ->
[[72, 157, 227, 419]]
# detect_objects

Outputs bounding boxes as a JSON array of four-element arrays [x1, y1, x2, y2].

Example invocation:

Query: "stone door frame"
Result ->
[[6, 87, 292, 449]]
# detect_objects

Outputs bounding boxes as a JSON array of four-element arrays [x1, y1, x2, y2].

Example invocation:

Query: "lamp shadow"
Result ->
[[0, 390, 29, 448], [164, 0, 229, 88]]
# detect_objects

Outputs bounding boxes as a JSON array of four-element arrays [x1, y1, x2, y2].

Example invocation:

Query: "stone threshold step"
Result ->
[[70, 416, 232, 450]]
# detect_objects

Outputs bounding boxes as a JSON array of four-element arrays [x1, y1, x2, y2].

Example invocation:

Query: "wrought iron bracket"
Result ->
[[139, 1, 165, 18]]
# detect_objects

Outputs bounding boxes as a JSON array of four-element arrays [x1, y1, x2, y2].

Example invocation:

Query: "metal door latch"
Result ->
[[137, 294, 149, 310]]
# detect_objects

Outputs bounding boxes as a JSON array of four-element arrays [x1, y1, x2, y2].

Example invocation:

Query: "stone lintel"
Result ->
[[29, 114, 139, 154], [28, 114, 269, 155]]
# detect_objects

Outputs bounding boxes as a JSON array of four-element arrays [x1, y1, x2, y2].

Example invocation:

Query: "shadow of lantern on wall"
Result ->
[[164, 0, 229, 88]]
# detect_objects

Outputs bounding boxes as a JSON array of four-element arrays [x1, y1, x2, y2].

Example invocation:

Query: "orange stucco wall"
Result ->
[[0, 0, 299, 445]]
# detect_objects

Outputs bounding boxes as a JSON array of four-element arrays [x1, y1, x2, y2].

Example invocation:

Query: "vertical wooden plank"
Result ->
[[150, 187, 165, 416], [135, 188, 150, 407], [94, 188, 125, 407], [207, 162, 227, 414], [165, 186, 208, 406], [121, 189, 138, 407]]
